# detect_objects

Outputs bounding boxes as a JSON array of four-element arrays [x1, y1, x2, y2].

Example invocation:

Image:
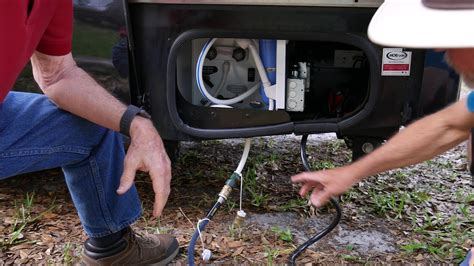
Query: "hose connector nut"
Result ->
[[232, 48, 246, 62], [206, 47, 217, 60], [218, 185, 232, 199]]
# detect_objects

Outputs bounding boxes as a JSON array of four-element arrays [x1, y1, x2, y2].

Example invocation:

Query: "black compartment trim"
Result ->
[[167, 29, 381, 139]]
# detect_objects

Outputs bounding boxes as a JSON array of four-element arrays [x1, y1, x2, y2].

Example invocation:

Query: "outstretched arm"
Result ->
[[292, 98, 474, 207]]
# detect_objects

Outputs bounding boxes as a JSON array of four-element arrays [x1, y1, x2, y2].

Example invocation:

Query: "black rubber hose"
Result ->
[[288, 134, 342, 265], [187, 219, 209, 266]]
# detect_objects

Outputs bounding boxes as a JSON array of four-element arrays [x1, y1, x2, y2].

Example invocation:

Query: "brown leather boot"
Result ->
[[81, 228, 179, 265]]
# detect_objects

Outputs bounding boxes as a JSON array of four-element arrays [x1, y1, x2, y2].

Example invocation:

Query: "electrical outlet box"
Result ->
[[286, 78, 305, 112]]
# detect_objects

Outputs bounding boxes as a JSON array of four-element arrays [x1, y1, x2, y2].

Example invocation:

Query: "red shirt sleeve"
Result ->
[[36, 0, 73, 56]]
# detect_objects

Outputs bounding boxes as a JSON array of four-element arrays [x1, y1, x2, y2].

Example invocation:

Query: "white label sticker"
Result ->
[[381, 48, 412, 76]]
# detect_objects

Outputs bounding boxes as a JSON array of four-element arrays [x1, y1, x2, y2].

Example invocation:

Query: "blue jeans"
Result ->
[[0, 92, 141, 238], [461, 250, 472, 266]]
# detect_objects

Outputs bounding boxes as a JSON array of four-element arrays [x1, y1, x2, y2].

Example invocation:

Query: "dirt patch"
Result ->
[[247, 212, 397, 254]]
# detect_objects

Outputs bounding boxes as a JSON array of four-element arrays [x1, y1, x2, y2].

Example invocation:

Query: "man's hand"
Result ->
[[291, 166, 359, 207], [116, 117, 171, 217], [32, 52, 173, 216]]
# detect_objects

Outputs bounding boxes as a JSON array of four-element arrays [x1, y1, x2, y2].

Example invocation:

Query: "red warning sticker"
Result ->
[[381, 48, 412, 76]]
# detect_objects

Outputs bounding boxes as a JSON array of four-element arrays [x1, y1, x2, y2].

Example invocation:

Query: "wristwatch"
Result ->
[[119, 105, 151, 137]]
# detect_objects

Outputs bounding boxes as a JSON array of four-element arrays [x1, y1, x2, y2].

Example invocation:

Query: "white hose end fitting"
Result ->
[[237, 210, 247, 218], [202, 249, 212, 262]]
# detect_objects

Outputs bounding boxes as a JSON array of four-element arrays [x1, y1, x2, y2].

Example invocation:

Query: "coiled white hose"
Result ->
[[197, 38, 260, 105]]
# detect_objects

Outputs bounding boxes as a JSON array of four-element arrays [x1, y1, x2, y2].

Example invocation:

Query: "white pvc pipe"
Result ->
[[213, 61, 230, 97], [268, 99, 274, 111], [247, 43, 272, 89], [235, 138, 252, 174], [236, 39, 275, 109]]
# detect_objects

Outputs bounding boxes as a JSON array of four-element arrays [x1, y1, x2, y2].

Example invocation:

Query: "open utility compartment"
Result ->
[[126, 1, 460, 158], [286, 41, 370, 121], [175, 37, 372, 130]]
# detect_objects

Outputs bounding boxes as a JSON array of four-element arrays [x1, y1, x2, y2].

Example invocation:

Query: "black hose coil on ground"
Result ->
[[288, 135, 342, 265]]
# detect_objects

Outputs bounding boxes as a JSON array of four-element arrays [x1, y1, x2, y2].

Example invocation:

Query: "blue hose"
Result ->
[[187, 219, 210, 266], [259, 39, 277, 106]]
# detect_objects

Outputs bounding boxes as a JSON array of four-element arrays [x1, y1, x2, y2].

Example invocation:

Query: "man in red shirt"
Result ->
[[0, 1, 179, 264]]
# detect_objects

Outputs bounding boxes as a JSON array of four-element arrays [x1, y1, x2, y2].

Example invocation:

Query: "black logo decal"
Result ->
[[386, 51, 408, 60]]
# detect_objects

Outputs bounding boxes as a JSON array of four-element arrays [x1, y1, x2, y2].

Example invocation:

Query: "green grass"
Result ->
[[13, 64, 41, 93], [370, 190, 430, 219], [455, 189, 474, 203], [327, 139, 345, 153], [340, 254, 365, 263], [407, 208, 474, 263], [63, 242, 75, 264], [243, 165, 269, 207], [228, 224, 237, 239], [264, 246, 280, 265], [72, 22, 118, 58], [224, 199, 238, 214], [365, 187, 473, 262], [311, 160, 336, 170], [141, 216, 173, 234], [401, 241, 427, 254], [278, 198, 308, 212], [270, 226, 293, 243], [249, 190, 269, 207], [1, 192, 57, 251], [178, 150, 201, 165], [14, 22, 118, 92]]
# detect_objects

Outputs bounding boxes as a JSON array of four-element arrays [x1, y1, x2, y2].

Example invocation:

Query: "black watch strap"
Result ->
[[120, 105, 151, 137]]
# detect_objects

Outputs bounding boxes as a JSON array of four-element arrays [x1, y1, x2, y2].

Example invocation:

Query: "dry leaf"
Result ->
[[227, 241, 243, 248], [261, 235, 270, 245], [10, 243, 31, 251], [19, 250, 29, 260], [4, 217, 15, 225], [232, 247, 244, 257], [32, 253, 43, 260], [42, 212, 58, 219], [415, 254, 424, 261]]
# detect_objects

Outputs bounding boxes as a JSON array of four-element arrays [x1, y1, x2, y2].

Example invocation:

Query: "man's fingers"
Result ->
[[299, 183, 313, 197], [152, 185, 170, 217], [291, 171, 324, 184], [293, 172, 328, 198], [310, 188, 332, 207], [299, 182, 323, 197], [149, 160, 171, 217], [153, 192, 169, 217], [291, 172, 311, 183], [117, 158, 138, 194]]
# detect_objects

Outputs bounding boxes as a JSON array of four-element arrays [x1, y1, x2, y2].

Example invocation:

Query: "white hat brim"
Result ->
[[368, 0, 474, 48]]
